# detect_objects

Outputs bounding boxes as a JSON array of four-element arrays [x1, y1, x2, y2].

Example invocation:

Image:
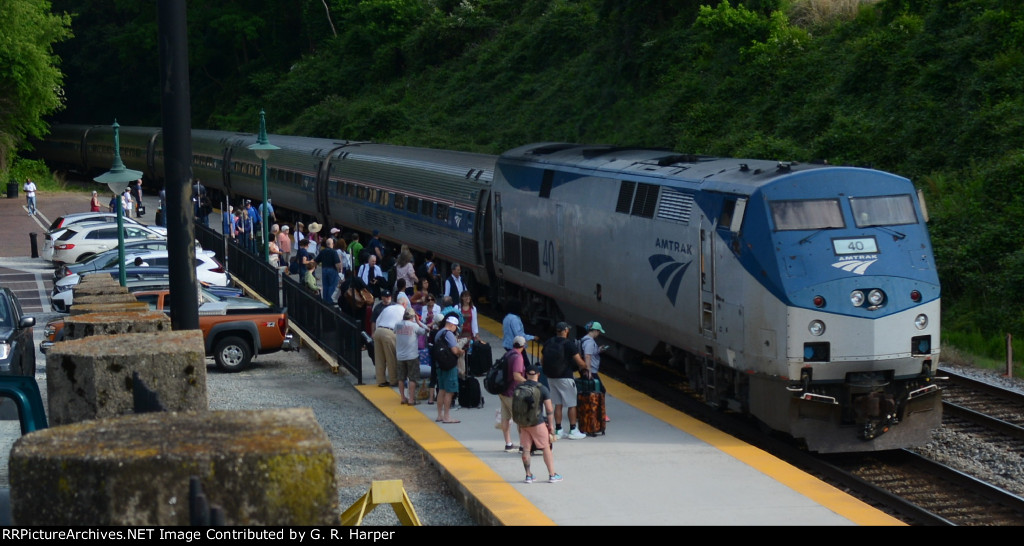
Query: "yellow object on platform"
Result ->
[[339, 480, 421, 526]]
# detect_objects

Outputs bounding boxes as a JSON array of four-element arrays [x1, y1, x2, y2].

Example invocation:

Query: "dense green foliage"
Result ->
[[35, 0, 1024, 360], [0, 0, 72, 177]]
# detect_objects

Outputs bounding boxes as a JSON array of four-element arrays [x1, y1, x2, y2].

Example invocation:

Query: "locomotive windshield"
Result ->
[[849, 195, 918, 227], [770, 199, 844, 231]]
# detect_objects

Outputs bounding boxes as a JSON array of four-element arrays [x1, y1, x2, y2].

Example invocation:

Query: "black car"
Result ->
[[0, 287, 36, 376]]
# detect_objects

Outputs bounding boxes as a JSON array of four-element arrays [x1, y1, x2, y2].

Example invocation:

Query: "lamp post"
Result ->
[[94, 120, 143, 287], [248, 109, 279, 263]]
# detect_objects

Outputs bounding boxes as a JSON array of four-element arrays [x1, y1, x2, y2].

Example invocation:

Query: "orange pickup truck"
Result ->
[[41, 290, 298, 372]]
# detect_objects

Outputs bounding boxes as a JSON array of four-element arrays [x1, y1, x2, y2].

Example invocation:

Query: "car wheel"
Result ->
[[213, 335, 252, 373]]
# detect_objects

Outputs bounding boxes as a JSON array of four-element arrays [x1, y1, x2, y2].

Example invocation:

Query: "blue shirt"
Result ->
[[502, 313, 534, 350]]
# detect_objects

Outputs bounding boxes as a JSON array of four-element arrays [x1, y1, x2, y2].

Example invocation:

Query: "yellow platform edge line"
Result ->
[[479, 313, 901, 526], [357, 383, 556, 526]]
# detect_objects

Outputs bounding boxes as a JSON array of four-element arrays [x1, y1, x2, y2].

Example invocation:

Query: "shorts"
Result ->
[[499, 393, 513, 423], [436, 366, 459, 394], [519, 423, 550, 452], [396, 358, 420, 384], [547, 377, 577, 408]]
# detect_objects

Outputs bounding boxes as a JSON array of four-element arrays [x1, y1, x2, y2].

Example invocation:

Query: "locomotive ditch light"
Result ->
[[910, 289, 922, 302], [813, 295, 826, 308], [914, 314, 928, 330], [808, 320, 825, 336], [850, 290, 865, 307]]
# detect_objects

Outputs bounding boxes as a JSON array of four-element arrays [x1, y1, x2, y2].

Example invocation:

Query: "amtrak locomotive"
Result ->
[[33, 124, 943, 453]]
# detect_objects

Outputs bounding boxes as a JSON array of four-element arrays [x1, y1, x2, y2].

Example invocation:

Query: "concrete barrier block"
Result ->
[[46, 330, 207, 425], [8, 408, 338, 525], [70, 302, 150, 316], [73, 283, 129, 298], [74, 293, 141, 307], [63, 310, 171, 340]]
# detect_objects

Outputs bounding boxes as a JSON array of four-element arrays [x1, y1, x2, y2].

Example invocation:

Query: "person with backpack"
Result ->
[[434, 314, 465, 424], [499, 336, 528, 452], [541, 322, 588, 440], [514, 365, 562, 484]]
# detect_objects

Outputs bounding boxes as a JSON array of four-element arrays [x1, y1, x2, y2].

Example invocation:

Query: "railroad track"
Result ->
[[938, 368, 1024, 439], [818, 449, 1024, 525]]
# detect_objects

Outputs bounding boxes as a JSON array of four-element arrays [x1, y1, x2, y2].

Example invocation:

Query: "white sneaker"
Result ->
[[557, 429, 568, 439], [567, 429, 587, 440]]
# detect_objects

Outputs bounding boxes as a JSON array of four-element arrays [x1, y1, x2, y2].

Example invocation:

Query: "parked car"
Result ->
[[42, 213, 159, 262], [58, 249, 228, 287], [46, 212, 147, 234], [50, 221, 167, 265], [0, 287, 36, 376], [54, 239, 204, 281]]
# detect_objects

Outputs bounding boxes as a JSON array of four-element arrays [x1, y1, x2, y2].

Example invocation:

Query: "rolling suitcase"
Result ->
[[467, 341, 492, 376], [575, 377, 606, 436], [457, 376, 484, 408]]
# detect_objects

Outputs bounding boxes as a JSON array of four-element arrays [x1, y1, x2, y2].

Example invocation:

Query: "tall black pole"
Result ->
[[157, 0, 199, 330]]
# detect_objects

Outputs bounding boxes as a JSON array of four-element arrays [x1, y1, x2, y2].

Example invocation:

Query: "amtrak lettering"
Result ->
[[654, 238, 694, 255], [832, 256, 878, 275]]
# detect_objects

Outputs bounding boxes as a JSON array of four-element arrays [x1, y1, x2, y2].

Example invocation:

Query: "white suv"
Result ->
[[42, 213, 160, 261], [50, 221, 167, 265]]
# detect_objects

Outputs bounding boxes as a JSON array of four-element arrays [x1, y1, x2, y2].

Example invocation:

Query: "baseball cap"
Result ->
[[525, 365, 540, 375], [330, 227, 340, 235], [513, 336, 527, 348], [446, 315, 460, 325], [589, 321, 606, 333], [555, 321, 570, 332], [379, 289, 392, 298]]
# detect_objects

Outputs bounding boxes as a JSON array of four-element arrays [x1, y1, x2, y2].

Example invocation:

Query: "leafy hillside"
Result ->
[[45, 0, 1024, 359]]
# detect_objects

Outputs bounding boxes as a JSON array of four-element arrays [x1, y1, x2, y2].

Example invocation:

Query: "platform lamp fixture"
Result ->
[[248, 109, 279, 262], [95, 120, 143, 287]]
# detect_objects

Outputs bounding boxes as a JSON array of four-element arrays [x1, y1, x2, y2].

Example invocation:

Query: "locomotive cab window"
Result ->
[[770, 199, 844, 231], [849, 195, 918, 227]]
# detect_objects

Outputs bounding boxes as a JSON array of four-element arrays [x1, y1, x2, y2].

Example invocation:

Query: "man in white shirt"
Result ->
[[444, 263, 467, 300], [373, 292, 406, 388], [23, 178, 37, 216]]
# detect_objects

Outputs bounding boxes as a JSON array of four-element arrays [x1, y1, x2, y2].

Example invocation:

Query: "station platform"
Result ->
[[354, 314, 905, 526]]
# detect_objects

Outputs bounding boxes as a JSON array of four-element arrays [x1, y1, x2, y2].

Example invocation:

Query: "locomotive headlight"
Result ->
[[868, 289, 885, 306], [850, 290, 865, 307], [915, 314, 928, 330], [808, 320, 826, 336]]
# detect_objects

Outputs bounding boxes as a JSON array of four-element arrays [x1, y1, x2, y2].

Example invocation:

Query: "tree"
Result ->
[[0, 0, 73, 176]]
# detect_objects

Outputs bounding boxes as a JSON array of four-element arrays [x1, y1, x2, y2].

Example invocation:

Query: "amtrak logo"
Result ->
[[649, 254, 692, 305], [832, 259, 877, 275]]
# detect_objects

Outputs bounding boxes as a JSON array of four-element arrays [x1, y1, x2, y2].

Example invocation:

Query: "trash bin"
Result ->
[[6, 182, 17, 199]]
